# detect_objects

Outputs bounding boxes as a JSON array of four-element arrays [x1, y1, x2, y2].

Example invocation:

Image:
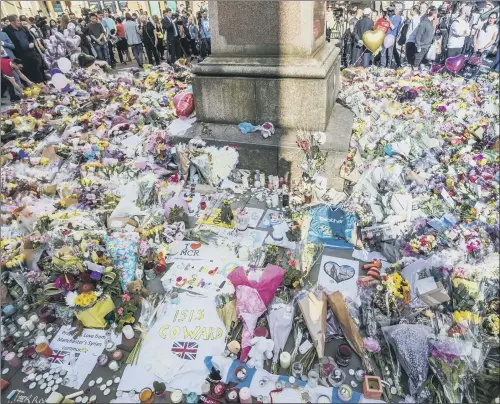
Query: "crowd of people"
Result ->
[[0, 5, 211, 100], [340, 1, 499, 71]]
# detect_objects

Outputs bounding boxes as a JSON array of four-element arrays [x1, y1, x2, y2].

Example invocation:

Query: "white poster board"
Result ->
[[316, 255, 359, 302]]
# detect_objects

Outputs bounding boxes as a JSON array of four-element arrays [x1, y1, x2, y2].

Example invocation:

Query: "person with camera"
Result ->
[[413, 6, 438, 68], [352, 8, 374, 67], [380, 4, 403, 68]]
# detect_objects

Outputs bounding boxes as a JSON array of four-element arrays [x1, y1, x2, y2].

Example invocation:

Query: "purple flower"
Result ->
[[90, 271, 102, 281]]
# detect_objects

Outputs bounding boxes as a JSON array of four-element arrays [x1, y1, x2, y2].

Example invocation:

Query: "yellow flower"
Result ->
[[75, 291, 97, 307], [453, 311, 480, 325], [40, 157, 50, 166]]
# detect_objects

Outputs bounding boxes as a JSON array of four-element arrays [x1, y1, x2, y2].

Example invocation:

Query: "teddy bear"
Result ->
[[126, 279, 149, 304], [246, 337, 274, 370]]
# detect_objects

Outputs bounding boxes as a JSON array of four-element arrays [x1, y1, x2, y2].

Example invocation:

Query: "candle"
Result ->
[[37, 323, 46, 331], [35, 342, 53, 358], [97, 354, 108, 366], [108, 360, 120, 372], [112, 350, 123, 361], [29, 314, 39, 324], [338, 384, 353, 402], [139, 388, 155, 404], [24, 321, 35, 331], [2, 305, 16, 317], [271, 192, 279, 208], [38, 306, 56, 323], [239, 387, 252, 404], [122, 325, 134, 339], [23, 346, 37, 359], [211, 383, 225, 398], [201, 381, 211, 394], [5, 352, 21, 368], [279, 352, 291, 369], [16, 317, 27, 326], [170, 389, 184, 404]]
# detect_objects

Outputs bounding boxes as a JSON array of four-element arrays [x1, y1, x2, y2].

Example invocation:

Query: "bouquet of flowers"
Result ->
[[428, 338, 466, 403]]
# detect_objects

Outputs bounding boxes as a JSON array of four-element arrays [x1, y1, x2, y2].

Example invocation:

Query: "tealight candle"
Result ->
[[97, 354, 108, 366], [24, 321, 35, 332], [29, 314, 39, 324], [279, 352, 291, 369], [108, 360, 120, 372], [37, 323, 46, 331], [239, 387, 252, 404], [170, 389, 183, 404], [16, 317, 27, 326]]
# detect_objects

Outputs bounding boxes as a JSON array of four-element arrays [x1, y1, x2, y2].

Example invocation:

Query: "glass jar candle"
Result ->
[[97, 354, 108, 366], [139, 388, 155, 404], [335, 344, 352, 367], [108, 360, 120, 372], [170, 389, 184, 404], [307, 370, 319, 388], [112, 350, 123, 361], [35, 342, 53, 358]]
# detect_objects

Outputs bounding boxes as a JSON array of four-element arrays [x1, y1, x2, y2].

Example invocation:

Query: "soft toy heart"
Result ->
[[324, 262, 355, 283], [445, 55, 466, 74], [362, 29, 385, 53]]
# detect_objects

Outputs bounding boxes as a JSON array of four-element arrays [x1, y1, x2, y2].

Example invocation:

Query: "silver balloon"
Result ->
[[67, 22, 76, 31], [63, 29, 69, 37], [55, 32, 65, 42]]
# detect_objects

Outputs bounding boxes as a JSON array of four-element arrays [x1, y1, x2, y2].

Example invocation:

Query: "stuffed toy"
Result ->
[[220, 200, 234, 225], [126, 279, 149, 304], [246, 337, 274, 370]]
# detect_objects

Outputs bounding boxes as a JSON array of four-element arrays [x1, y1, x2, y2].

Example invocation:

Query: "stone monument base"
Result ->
[[171, 103, 353, 192], [192, 44, 341, 131]]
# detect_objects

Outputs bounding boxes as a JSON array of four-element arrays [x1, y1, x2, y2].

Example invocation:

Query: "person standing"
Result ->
[[381, 4, 403, 68], [163, 8, 180, 64], [413, 6, 438, 68], [352, 8, 374, 67], [474, 12, 498, 59], [188, 14, 199, 57], [139, 15, 160, 66], [1, 27, 16, 60], [3, 15, 45, 83], [124, 12, 143, 67], [199, 10, 211, 58], [152, 15, 165, 60], [88, 13, 108, 63], [404, 5, 422, 66], [447, 7, 471, 58], [98, 11, 114, 66], [115, 17, 131, 64]]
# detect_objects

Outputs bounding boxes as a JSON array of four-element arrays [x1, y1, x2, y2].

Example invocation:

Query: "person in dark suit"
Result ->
[[3, 14, 45, 83], [162, 8, 180, 64], [352, 8, 374, 67]]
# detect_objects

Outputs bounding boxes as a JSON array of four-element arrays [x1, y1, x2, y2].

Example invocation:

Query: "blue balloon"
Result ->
[[238, 122, 259, 135]]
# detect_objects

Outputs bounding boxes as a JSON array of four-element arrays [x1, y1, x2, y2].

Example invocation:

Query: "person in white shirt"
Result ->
[[474, 12, 498, 58], [447, 8, 471, 57]]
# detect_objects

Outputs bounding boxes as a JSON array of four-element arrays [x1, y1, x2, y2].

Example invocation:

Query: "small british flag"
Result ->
[[48, 350, 79, 365], [171, 341, 199, 360]]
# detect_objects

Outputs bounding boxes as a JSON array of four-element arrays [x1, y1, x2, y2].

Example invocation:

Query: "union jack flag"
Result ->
[[171, 341, 198, 360], [48, 350, 79, 365]]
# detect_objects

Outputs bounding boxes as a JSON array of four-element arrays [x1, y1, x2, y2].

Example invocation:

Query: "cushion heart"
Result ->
[[190, 242, 202, 249], [362, 29, 385, 53]]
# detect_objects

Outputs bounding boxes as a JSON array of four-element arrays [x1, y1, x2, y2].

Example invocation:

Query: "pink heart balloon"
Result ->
[[431, 64, 443, 73], [445, 55, 465, 74]]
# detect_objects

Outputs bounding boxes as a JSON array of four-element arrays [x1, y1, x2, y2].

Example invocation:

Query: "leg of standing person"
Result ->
[[174, 37, 181, 60], [1, 75, 20, 102], [117, 45, 124, 63], [363, 50, 372, 67], [447, 47, 462, 58], [380, 45, 388, 67], [108, 41, 116, 65], [206, 38, 211, 55], [168, 40, 177, 64], [386, 44, 395, 68], [152, 46, 160, 65], [393, 45, 401, 67], [492, 49, 500, 71], [413, 45, 430, 68], [103, 42, 111, 65], [136, 44, 144, 66], [94, 44, 105, 61], [406, 42, 416, 65], [145, 44, 154, 65]]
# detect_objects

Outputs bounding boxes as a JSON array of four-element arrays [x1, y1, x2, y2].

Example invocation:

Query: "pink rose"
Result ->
[[117, 307, 124, 316], [122, 294, 131, 302], [363, 337, 381, 353]]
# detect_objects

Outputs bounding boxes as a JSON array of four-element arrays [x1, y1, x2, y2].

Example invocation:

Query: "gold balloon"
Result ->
[[362, 29, 385, 53]]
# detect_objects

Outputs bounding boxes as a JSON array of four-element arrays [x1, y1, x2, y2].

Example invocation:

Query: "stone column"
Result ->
[[192, 1, 341, 131]]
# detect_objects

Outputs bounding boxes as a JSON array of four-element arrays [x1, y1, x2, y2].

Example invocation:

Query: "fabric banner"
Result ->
[[307, 205, 357, 249]]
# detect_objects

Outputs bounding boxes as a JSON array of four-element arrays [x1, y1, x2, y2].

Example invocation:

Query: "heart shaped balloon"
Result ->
[[362, 29, 385, 53], [374, 19, 391, 34], [445, 55, 466, 74]]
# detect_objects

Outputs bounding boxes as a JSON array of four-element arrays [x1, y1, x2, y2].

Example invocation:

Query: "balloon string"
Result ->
[[353, 48, 367, 67]]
